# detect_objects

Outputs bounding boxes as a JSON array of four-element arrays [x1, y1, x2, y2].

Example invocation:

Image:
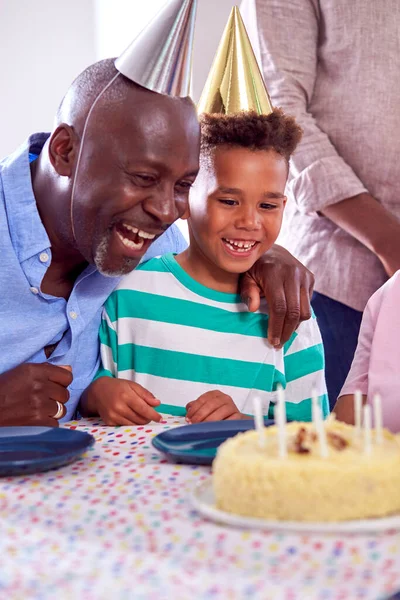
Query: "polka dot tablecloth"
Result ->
[[0, 416, 399, 600]]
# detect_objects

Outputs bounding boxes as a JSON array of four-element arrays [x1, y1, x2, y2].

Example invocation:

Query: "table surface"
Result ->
[[0, 415, 399, 600]]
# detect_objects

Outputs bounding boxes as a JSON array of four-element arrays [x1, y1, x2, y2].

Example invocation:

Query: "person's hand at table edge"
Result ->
[[0, 363, 72, 426], [186, 390, 251, 423], [81, 377, 162, 426], [240, 244, 314, 348]]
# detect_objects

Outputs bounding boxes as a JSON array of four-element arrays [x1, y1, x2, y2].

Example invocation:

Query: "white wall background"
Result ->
[[0, 0, 97, 158], [0, 0, 237, 158]]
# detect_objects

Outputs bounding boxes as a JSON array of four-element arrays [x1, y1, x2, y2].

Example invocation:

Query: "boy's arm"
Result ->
[[282, 313, 328, 421], [80, 307, 118, 417], [80, 304, 162, 425]]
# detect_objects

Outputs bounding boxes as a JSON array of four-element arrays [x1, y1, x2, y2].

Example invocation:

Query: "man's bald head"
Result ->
[[56, 58, 196, 133], [57, 59, 120, 127]]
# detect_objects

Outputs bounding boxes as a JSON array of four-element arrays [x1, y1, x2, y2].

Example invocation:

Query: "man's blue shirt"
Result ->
[[0, 133, 188, 421]]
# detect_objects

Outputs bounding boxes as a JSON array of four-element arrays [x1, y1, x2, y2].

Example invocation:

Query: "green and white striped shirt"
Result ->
[[96, 253, 328, 419]]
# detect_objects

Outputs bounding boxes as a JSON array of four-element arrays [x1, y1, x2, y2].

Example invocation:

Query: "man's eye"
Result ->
[[218, 198, 237, 206], [132, 174, 156, 186], [176, 181, 194, 191]]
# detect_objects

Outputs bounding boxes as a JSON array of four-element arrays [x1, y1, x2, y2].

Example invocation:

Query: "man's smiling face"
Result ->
[[70, 87, 200, 276]]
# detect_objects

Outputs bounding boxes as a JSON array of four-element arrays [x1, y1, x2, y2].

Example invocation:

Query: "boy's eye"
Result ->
[[260, 202, 278, 210], [218, 198, 238, 206]]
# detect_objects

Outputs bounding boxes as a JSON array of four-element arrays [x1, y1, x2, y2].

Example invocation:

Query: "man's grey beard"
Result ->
[[93, 230, 139, 277]]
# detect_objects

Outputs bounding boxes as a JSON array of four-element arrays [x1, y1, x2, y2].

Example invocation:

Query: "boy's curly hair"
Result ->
[[200, 108, 302, 163]]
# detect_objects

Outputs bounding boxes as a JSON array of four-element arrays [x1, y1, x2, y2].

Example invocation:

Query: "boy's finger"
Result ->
[[111, 413, 149, 426], [189, 399, 223, 423], [186, 395, 209, 418], [198, 405, 236, 422], [126, 395, 162, 422], [128, 382, 160, 406]]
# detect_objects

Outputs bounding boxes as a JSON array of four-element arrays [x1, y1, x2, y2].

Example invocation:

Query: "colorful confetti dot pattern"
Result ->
[[0, 416, 399, 600]]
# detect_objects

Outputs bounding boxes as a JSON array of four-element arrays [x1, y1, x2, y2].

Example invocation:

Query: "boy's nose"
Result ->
[[235, 208, 261, 230]]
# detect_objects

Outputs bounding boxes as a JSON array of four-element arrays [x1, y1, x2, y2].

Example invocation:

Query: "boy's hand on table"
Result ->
[[186, 390, 242, 423], [87, 377, 162, 426]]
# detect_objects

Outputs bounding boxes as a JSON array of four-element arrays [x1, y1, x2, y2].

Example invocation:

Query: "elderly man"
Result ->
[[0, 14, 314, 426]]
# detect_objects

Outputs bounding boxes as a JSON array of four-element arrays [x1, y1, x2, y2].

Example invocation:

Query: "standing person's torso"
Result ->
[[310, 0, 399, 207], [249, 0, 400, 310]]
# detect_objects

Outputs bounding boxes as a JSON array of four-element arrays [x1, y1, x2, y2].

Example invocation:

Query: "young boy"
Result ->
[[82, 109, 328, 425]]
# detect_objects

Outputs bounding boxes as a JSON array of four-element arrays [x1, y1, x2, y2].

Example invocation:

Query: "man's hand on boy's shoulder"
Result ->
[[82, 377, 162, 426], [240, 244, 315, 348], [186, 390, 243, 423]]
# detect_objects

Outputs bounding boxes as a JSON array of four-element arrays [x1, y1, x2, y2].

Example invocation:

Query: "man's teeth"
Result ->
[[116, 230, 144, 250], [224, 238, 257, 252], [123, 223, 156, 240]]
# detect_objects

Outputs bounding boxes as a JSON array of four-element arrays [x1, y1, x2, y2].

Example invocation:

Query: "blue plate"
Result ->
[[0, 427, 95, 476], [152, 418, 274, 465]]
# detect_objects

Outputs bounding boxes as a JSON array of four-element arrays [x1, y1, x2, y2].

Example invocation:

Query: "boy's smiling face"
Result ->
[[187, 145, 287, 277]]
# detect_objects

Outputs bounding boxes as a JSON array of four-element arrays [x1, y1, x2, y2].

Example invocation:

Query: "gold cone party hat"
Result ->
[[197, 6, 273, 115], [115, 0, 197, 97]]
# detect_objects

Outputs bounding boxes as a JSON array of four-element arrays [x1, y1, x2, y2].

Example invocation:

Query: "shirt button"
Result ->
[[39, 252, 49, 263], [30, 287, 39, 294], [69, 311, 78, 320]]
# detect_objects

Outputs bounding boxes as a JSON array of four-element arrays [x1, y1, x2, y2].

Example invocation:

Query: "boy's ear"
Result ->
[[282, 196, 287, 209]]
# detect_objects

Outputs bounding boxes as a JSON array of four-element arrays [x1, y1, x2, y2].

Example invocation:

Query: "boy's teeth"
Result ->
[[116, 230, 145, 250], [224, 238, 256, 250], [123, 223, 156, 240]]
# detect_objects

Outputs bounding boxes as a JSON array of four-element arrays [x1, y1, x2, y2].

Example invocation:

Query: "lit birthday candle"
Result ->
[[373, 393, 383, 445], [253, 396, 265, 448], [363, 404, 372, 456], [276, 385, 287, 459], [312, 390, 328, 458], [354, 390, 362, 437]]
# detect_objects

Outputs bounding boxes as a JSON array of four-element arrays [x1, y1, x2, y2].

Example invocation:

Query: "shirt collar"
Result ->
[[1, 132, 52, 263]]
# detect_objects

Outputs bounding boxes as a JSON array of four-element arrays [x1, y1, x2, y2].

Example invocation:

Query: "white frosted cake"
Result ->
[[212, 420, 400, 522]]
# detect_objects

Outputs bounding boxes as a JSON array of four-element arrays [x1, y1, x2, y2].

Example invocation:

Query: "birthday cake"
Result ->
[[212, 419, 400, 522]]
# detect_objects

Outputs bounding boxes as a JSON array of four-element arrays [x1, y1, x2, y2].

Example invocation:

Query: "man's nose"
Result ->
[[142, 186, 184, 225]]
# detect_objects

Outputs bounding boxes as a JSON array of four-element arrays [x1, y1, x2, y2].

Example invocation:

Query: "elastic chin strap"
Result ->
[[69, 72, 121, 244]]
